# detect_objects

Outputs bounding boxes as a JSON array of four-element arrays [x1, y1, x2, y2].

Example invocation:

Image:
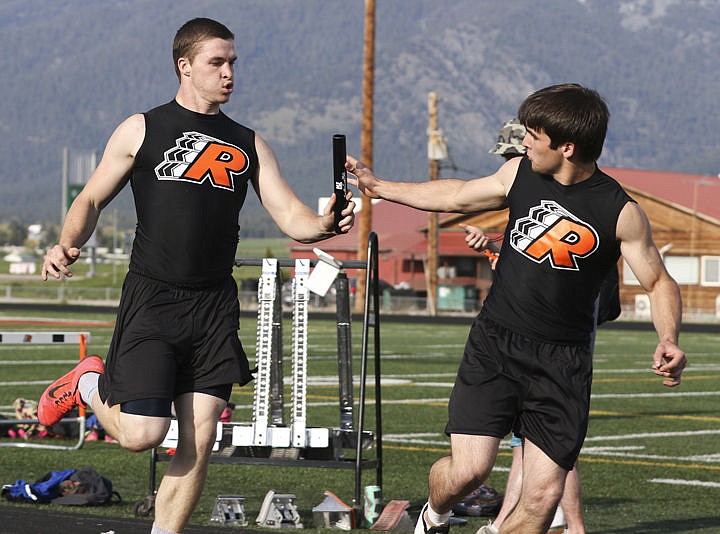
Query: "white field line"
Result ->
[[592, 391, 720, 398], [376, 366, 720, 376], [593, 365, 720, 373], [359, 389, 720, 399], [0, 346, 79, 351], [0, 360, 78, 365], [0, 380, 51, 386], [6, 378, 720, 405], [303, 398, 451, 408], [581, 447, 720, 463], [382, 430, 720, 465], [299, 353, 456, 360], [649, 478, 720, 488], [584, 429, 720, 442], [0, 315, 111, 323], [5, 367, 720, 404]]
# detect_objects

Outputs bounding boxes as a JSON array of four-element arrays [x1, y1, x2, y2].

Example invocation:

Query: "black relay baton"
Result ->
[[332, 134, 348, 233]]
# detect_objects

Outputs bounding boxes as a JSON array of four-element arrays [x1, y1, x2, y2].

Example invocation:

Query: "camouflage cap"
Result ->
[[488, 118, 527, 156]]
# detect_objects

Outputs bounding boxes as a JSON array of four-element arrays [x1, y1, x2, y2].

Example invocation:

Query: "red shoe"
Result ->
[[37, 355, 104, 426]]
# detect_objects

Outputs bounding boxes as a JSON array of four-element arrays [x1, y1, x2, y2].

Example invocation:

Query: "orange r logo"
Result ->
[[509, 201, 598, 270], [155, 132, 250, 191], [525, 218, 597, 268], [184, 143, 248, 189]]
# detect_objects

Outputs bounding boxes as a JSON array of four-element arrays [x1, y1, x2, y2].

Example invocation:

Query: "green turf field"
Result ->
[[0, 308, 718, 533]]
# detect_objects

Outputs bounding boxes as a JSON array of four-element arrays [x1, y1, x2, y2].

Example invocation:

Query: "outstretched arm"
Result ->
[[345, 156, 519, 214], [618, 202, 686, 387], [42, 114, 144, 280], [252, 134, 354, 243]]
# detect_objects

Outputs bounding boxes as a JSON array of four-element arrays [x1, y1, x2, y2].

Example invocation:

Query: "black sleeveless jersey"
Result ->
[[128, 100, 257, 286], [483, 157, 634, 344]]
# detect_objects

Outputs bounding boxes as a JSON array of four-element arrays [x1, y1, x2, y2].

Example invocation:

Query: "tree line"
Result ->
[[0, 209, 284, 253]]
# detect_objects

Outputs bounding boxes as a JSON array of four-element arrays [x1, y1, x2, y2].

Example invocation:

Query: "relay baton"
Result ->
[[332, 134, 348, 232]]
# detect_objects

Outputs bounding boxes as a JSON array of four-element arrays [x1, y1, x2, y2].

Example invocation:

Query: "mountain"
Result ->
[[1, 0, 719, 235]]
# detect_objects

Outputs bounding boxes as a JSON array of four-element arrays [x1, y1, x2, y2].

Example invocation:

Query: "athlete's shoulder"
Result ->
[[493, 156, 524, 188], [253, 132, 277, 166], [594, 165, 636, 200], [108, 113, 145, 157], [218, 110, 255, 135], [501, 156, 535, 196], [143, 100, 176, 117], [120, 113, 145, 131], [594, 165, 625, 188], [505, 156, 533, 179]]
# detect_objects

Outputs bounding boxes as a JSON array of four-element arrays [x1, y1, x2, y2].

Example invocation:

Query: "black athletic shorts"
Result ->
[[445, 312, 593, 470], [98, 271, 252, 407]]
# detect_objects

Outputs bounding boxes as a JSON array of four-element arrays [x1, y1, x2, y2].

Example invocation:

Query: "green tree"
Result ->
[[39, 223, 60, 249], [0, 219, 26, 245]]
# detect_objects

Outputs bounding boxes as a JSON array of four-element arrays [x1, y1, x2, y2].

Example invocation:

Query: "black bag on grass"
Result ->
[[51, 466, 121, 506]]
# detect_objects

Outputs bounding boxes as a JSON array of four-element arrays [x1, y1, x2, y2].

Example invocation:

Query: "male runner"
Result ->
[[464, 118, 587, 534], [38, 18, 354, 534], [346, 83, 685, 533]]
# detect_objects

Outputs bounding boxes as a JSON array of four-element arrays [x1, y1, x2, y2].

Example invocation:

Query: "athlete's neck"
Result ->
[[174, 93, 221, 116], [553, 159, 596, 186]]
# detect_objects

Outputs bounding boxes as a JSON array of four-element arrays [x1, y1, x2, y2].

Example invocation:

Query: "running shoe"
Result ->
[[37, 355, 104, 426], [415, 502, 450, 534], [453, 483, 502, 517]]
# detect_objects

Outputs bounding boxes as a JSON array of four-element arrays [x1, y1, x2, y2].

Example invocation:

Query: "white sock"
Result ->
[[151, 524, 177, 534], [426, 502, 452, 526], [77, 372, 100, 408]]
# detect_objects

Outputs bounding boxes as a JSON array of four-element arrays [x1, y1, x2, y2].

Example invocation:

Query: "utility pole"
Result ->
[[355, 0, 375, 312], [61, 147, 69, 223], [426, 92, 440, 316]]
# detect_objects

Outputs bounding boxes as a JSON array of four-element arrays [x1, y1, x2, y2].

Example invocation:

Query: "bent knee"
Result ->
[[174, 428, 219, 458], [431, 458, 484, 496], [116, 417, 170, 452], [520, 484, 564, 515], [118, 433, 164, 452]]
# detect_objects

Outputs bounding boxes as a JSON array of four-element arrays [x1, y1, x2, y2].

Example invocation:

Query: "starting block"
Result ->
[[370, 500, 413, 532], [210, 495, 247, 526], [256, 490, 303, 528]]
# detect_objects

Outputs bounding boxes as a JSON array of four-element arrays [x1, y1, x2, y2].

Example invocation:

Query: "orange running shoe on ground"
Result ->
[[37, 355, 104, 426]]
